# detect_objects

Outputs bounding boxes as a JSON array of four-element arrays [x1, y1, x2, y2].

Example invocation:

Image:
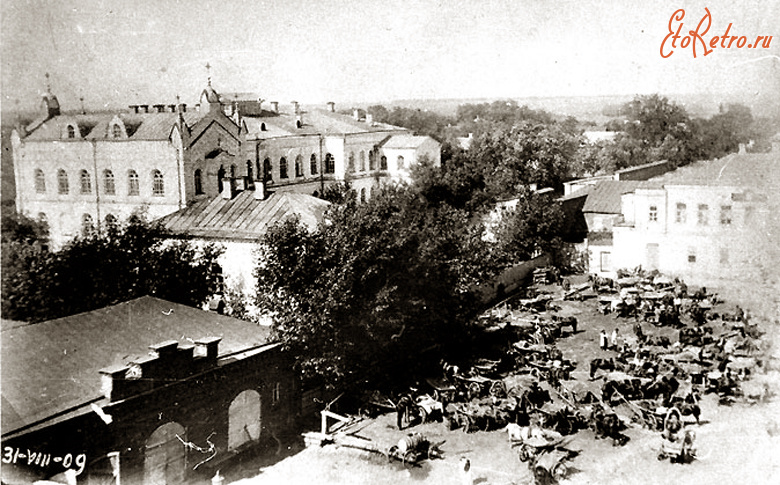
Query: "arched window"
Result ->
[[348, 152, 356, 173], [144, 422, 186, 485], [369, 151, 376, 170], [279, 157, 288, 179], [81, 213, 94, 235], [228, 390, 261, 451], [111, 124, 122, 138], [397, 155, 405, 170], [263, 158, 273, 182], [79, 170, 91, 194], [359, 151, 366, 171], [152, 170, 164, 196], [67, 125, 76, 139], [34, 169, 46, 193], [325, 153, 335, 174], [103, 170, 115, 195], [128, 170, 139, 196], [57, 169, 69, 194], [380, 155, 388, 170], [217, 165, 225, 193], [360, 188, 366, 203], [194, 169, 203, 195], [310, 154, 318, 175], [260, 122, 267, 132], [230, 164, 237, 179], [105, 213, 117, 227], [255, 160, 261, 180], [295, 155, 303, 177], [246, 161, 253, 181]]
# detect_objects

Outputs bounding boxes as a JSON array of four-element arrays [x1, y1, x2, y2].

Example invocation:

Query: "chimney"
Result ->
[[168, 104, 176, 112], [129, 105, 140, 114], [270, 101, 279, 113], [296, 114, 303, 129], [194, 337, 221, 361], [195, 103, 201, 112], [291, 101, 300, 113], [100, 364, 129, 401], [326, 101, 335, 112], [153, 104, 165, 113], [177, 103, 187, 113], [221, 178, 237, 199], [738, 143, 746, 154], [139, 104, 149, 113], [149, 340, 179, 359]]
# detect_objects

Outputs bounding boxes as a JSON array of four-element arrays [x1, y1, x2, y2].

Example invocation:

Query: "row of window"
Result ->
[[62, 123, 124, 139], [35, 169, 165, 197], [346, 152, 398, 173], [648, 203, 749, 226]]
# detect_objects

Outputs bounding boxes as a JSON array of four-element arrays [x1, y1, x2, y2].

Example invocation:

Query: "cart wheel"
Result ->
[[468, 382, 482, 400], [518, 445, 531, 462], [534, 466, 550, 484], [657, 452, 665, 461], [551, 462, 568, 481], [403, 450, 416, 467]]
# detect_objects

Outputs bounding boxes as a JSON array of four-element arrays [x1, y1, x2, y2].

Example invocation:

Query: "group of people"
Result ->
[[599, 328, 620, 351]]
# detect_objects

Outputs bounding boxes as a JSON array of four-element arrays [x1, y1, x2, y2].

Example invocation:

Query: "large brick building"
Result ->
[[1, 297, 298, 485], [12, 80, 441, 248]]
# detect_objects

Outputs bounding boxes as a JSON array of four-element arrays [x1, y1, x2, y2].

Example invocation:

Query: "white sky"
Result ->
[[1, 0, 778, 110]]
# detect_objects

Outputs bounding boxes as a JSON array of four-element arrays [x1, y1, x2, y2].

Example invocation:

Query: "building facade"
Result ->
[[611, 151, 778, 285], [12, 83, 441, 247], [1, 297, 298, 485]]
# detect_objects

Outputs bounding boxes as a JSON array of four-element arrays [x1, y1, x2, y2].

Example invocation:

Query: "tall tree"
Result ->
[[255, 186, 492, 388]]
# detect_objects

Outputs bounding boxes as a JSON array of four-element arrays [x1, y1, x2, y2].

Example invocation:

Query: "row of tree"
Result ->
[[1, 213, 223, 323]]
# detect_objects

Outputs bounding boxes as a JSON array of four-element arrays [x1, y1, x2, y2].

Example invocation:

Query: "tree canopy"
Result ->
[[255, 184, 494, 388], [1, 214, 223, 322]]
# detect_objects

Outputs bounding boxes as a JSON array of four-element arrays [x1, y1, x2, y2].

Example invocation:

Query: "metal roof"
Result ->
[[23, 112, 202, 141], [581, 180, 641, 214], [158, 190, 330, 241], [638, 152, 780, 190], [1, 296, 272, 435], [380, 134, 431, 149]]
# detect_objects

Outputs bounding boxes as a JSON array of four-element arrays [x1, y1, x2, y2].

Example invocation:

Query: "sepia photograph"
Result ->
[[1, 1, 778, 484]]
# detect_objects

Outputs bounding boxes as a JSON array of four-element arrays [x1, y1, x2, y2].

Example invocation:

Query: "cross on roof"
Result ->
[[45, 72, 51, 92], [205, 62, 211, 86]]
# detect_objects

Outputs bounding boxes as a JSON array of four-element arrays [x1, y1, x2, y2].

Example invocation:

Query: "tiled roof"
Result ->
[[158, 190, 330, 241], [23, 112, 202, 141], [582, 180, 641, 214], [1, 296, 272, 435]]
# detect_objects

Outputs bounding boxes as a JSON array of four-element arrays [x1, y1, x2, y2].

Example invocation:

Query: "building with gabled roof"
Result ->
[[1, 296, 297, 485], [12, 79, 440, 248]]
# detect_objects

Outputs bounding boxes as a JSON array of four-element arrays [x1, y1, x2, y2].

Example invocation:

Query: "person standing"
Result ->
[[610, 328, 619, 351], [599, 329, 608, 350], [459, 456, 472, 485]]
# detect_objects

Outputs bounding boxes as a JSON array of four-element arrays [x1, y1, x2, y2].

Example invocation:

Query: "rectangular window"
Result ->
[[648, 205, 658, 222], [720, 206, 732, 225], [688, 248, 696, 263], [272, 382, 281, 404], [600, 252, 611, 272], [675, 203, 686, 223], [697, 204, 708, 226]]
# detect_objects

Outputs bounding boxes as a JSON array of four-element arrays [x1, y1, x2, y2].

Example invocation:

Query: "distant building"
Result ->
[[1, 296, 298, 485], [12, 80, 441, 248]]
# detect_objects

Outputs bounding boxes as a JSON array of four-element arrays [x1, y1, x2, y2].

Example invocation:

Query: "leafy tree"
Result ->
[[1, 212, 49, 245], [1, 214, 223, 322], [255, 186, 492, 388]]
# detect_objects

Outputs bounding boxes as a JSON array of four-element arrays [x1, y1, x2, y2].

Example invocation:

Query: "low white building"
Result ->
[[611, 151, 779, 285]]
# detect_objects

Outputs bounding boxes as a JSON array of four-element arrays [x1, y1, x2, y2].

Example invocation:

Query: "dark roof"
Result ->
[[158, 190, 330, 241], [582, 180, 641, 214], [1, 296, 272, 435], [23, 112, 202, 141], [243, 108, 408, 138]]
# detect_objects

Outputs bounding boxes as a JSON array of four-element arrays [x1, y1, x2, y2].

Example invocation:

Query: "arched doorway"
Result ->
[[144, 421, 186, 485], [228, 389, 261, 451]]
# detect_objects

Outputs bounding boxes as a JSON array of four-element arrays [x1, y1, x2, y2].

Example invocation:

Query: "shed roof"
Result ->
[[158, 190, 330, 241], [1, 296, 272, 435], [582, 180, 641, 214]]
